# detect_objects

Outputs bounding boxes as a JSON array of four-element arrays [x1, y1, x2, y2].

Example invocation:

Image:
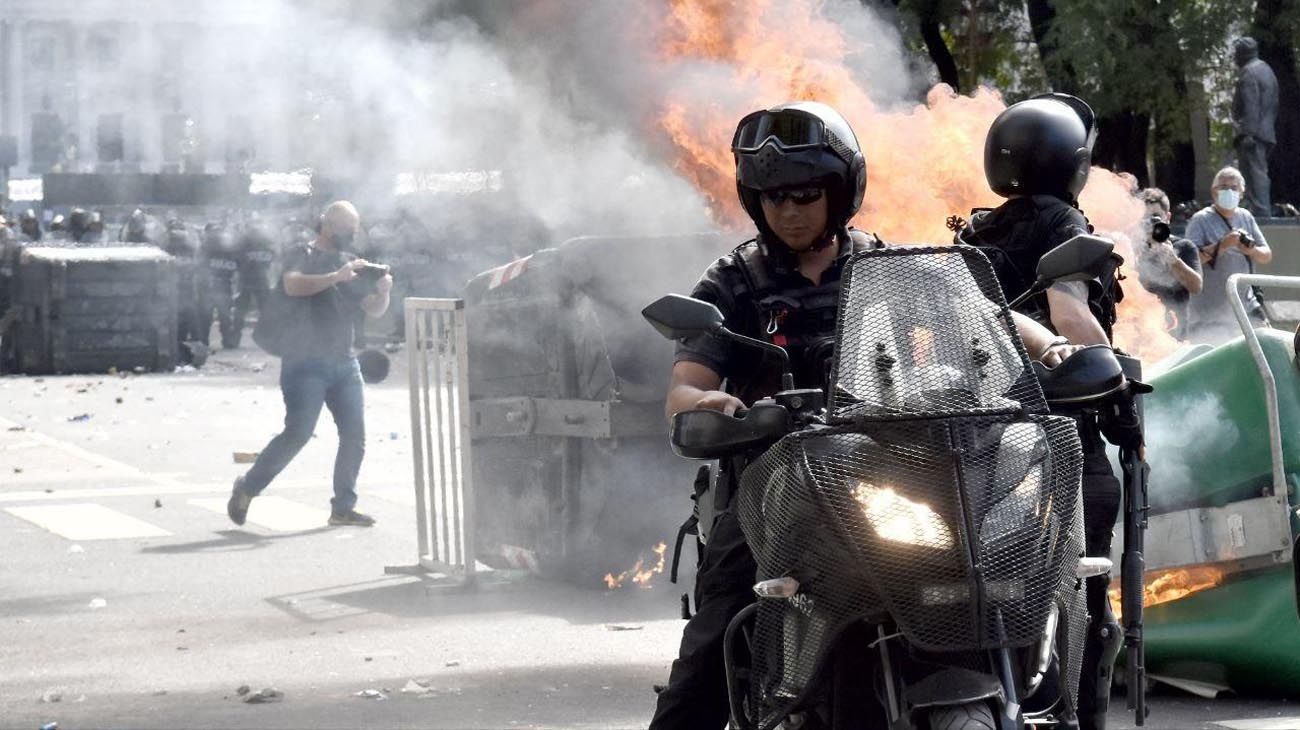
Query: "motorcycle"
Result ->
[[643, 236, 1148, 730]]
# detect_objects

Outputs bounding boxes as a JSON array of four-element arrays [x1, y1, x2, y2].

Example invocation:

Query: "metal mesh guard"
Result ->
[[737, 413, 1083, 729], [830, 246, 1047, 420]]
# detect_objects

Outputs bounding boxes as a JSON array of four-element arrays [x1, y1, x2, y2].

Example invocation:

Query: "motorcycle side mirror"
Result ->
[[1008, 234, 1115, 310], [642, 294, 725, 341]]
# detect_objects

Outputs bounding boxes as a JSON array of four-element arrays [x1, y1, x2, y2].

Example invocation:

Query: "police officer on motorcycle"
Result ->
[[956, 93, 1133, 730], [652, 100, 1079, 730]]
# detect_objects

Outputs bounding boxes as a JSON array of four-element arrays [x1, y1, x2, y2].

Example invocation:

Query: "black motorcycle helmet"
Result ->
[[733, 101, 866, 245], [983, 92, 1096, 202]]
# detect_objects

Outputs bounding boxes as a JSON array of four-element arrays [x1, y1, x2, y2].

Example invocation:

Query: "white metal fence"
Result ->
[[385, 297, 476, 585]]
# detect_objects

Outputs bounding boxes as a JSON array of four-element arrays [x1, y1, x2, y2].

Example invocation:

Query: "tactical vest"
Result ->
[[728, 230, 883, 397], [959, 195, 1122, 340]]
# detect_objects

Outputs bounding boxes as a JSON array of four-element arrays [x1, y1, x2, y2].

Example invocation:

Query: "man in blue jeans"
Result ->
[[228, 200, 393, 527]]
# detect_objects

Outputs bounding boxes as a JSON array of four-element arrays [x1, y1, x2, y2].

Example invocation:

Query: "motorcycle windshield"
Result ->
[[829, 245, 1047, 420]]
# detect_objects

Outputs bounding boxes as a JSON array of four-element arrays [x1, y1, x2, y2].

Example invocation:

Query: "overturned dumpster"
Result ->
[[8, 246, 178, 374], [1133, 323, 1300, 695], [462, 233, 724, 583]]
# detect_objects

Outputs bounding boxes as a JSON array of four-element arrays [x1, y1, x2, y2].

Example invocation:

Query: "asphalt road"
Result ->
[[1, 347, 1297, 730]]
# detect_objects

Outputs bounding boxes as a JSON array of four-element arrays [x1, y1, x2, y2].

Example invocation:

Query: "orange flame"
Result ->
[[654, 0, 1178, 362], [604, 542, 669, 590], [1109, 565, 1226, 618]]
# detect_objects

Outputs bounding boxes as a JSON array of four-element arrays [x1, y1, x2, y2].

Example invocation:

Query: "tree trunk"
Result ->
[[919, 19, 961, 92], [1026, 0, 1078, 93], [1093, 111, 1151, 186], [1252, 0, 1300, 208]]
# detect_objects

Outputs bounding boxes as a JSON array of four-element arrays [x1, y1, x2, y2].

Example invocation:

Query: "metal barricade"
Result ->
[[385, 297, 476, 586]]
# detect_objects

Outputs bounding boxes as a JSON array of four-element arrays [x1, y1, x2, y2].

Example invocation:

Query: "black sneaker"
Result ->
[[227, 477, 253, 526], [328, 509, 376, 527]]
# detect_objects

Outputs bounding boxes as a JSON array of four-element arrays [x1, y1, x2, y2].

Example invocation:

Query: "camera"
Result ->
[[1148, 215, 1171, 244], [1236, 229, 1256, 248], [355, 262, 391, 282]]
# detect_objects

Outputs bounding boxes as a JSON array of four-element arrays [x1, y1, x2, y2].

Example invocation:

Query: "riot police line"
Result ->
[[0, 204, 471, 373]]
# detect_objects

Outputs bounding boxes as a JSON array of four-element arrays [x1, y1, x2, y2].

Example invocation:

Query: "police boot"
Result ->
[[1076, 612, 1122, 730]]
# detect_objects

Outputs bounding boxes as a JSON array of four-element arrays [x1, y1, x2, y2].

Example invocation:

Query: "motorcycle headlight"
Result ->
[[852, 482, 955, 550]]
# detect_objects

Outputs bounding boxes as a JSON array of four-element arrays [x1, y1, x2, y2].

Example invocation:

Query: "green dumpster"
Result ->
[[1133, 328, 1300, 694]]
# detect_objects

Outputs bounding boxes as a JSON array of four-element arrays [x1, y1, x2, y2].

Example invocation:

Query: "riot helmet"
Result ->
[[983, 92, 1096, 202], [19, 209, 41, 241], [123, 208, 149, 243], [733, 101, 866, 244], [67, 208, 90, 242], [201, 222, 236, 256]]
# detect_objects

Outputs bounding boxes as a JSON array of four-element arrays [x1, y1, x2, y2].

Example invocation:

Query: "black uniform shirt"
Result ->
[[281, 245, 367, 359], [675, 234, 861, 403]]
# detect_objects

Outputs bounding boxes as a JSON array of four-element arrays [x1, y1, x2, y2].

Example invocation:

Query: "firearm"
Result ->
[[1108, 354, 1151, 726]]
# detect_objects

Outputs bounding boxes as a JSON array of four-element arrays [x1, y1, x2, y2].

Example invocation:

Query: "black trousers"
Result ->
[[199, 275, 239, 348], [650, 507, 756, 730], [1237, 136, 1273, 216], [1075, 421, 1122, 730]]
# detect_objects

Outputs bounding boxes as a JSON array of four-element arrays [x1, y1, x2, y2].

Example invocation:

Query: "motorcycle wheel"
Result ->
[[926, 701, 997, 730]]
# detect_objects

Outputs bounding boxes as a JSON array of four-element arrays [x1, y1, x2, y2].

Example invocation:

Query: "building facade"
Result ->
[[0, 0, 310, 177]]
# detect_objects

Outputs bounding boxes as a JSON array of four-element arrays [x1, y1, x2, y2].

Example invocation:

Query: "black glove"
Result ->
[[1099, 386, 1144, 451]]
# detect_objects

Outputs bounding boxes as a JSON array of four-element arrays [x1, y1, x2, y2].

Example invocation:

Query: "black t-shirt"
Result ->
[[281, 245, 367, 359]]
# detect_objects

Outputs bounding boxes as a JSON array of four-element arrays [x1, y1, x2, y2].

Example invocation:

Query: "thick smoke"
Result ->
[[1141, 393, 1239, 508]]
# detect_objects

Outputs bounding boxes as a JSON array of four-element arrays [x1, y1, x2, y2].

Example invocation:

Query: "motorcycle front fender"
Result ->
[[904, 667, 1005, 709]]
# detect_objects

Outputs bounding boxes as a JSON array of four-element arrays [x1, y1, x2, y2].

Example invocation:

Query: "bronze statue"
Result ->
[[1232, 37, 1279, 216]]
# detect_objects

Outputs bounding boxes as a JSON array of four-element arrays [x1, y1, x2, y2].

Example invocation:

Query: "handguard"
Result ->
[[670, 402, 792, 460]]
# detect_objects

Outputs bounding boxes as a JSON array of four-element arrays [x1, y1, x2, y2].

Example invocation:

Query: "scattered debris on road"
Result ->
[[400, 679, 435, 696], [445, 660, 461, 667], [40, 690, 62, 703], [242, 687, 283, 704], [236, 685, 251, 696], [87, 598, 107, 609], [354, 689, 388, 701], [67, 414, 91, 422], [152, 689, 168, 696], [604, 623, 644, 631], [232, 451, 259, 464], [154, 499, 163, 508], [67, 545, 84, 554]]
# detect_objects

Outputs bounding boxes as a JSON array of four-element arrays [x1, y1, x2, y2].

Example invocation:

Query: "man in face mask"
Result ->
[[1183, 166, 1274, 344]]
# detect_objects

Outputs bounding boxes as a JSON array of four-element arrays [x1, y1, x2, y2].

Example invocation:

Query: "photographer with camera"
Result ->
[[228, 201, 392, 528], [1134, 187, 1202, 340], [1184, 166, 1272, 344]]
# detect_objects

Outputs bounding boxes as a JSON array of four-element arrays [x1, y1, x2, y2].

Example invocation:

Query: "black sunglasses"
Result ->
[[760, 187, 825, 206]]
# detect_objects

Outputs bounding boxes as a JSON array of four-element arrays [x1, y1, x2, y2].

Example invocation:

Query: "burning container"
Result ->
[[1134, 327, 1300, 694], [9, 246, 178, 374], [462, 233, 722, 581]]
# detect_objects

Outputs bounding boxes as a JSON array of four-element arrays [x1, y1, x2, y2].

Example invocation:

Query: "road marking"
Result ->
[[1216, 719, 1300, 730], [5, 503, 171, 540], [0, 416, 145, 476], [188, 495, 330, 531], [0, 478, 327, 504]]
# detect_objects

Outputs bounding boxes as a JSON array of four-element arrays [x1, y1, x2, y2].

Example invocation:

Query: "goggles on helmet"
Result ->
[[732, 109, 829, 153]]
